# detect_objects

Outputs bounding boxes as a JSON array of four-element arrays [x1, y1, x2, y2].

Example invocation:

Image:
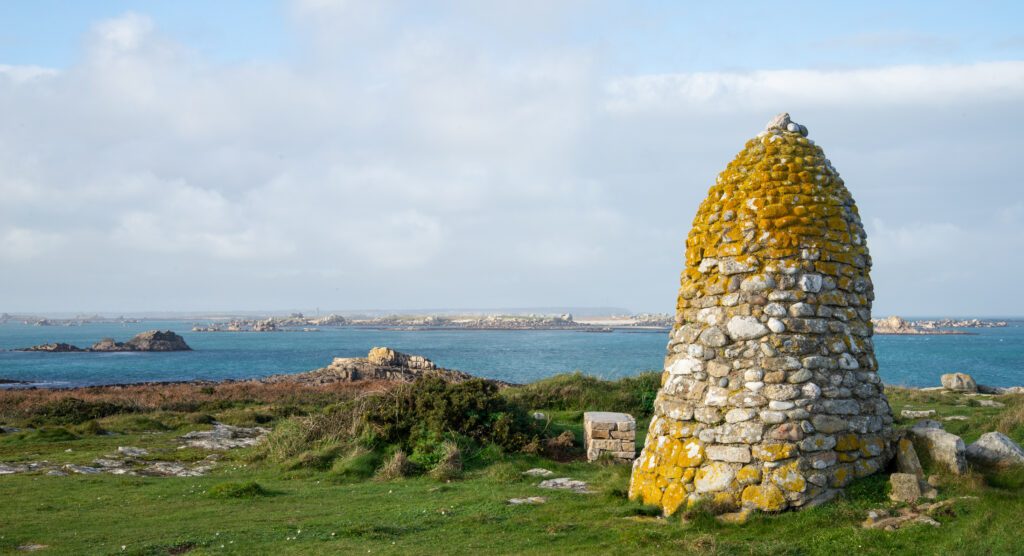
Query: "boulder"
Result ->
[[940, 373, 977, 393], [907, 422, 967, 475], [888, 473, 921, 503], [965, 432, 1024, 467], [895, 437, 924, 478]]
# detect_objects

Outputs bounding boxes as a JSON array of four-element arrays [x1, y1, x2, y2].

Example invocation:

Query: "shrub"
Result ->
[[375, 450, 413, 480], [207, 481, 268, 499], [332, 447, 384, 480], [360, 377, 537, 452], [503, 372, 660, 418], [484, 461, 521, 484], [32, 397, 133, 425], [429, 441, 462, 481]]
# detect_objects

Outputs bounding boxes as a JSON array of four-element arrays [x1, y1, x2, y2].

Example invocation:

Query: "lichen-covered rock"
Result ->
[[965, 432, 1024, 467], [907, 423, 967, 475], [940, 373, 977, 393], [888, 473, 921, 503], [629, 114, 895, 516]]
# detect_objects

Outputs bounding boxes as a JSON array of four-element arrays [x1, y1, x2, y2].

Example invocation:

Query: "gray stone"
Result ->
[[889, 473, 921, 503], [811, 414, 848, 434], [538, 478, 593, 494], [907, 424, 967, 475], [726, 316, 769, 340], [940, 373, 977, 393], [965, 432, 1024, 467], [699, 327, 729, 347], [706, 445, 752, 463]]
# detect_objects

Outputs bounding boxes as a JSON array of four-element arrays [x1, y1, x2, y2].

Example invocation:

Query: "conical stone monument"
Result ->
[[629, 113, 895, 516]]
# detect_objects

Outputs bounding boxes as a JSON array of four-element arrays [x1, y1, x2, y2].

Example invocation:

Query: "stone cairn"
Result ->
[[628, 113, 895, 516], [583, 412, 636, 463]]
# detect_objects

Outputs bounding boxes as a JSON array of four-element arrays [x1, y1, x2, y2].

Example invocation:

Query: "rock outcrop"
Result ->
[[262, 347, 485, 386], [629, 114, 895, 517], [940, 373, 977, 393], [18, 331, 191, 353]]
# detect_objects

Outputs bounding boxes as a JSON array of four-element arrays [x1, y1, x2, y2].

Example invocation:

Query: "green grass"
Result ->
[[0, 378, 1021, 555]]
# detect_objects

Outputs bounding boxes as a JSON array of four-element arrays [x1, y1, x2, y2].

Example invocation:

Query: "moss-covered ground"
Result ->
[[1, 377, 1022, 555]]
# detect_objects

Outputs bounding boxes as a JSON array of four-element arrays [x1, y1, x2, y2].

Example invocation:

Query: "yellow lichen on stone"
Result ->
[[772, 461, 806, 493], [661, 481, 687, 516], [753, 443, 797, 462], [736, 465, 762, 485], [677, 438, 705, 467], [834, 433, 859, 451], [741, 484, 787, 512]]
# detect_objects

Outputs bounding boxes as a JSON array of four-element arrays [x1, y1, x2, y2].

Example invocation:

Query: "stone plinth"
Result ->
[[628, 113, 895, 517], [584, 412, 636, 463]]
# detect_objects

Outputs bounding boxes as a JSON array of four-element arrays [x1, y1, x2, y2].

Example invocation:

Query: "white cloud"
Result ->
[[606, 62, 1024, 112], [0, 11, 1022, 314]]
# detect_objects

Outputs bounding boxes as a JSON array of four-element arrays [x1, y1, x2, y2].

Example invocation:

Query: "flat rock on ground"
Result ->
[[538, 478, 592, 494], [180, 423, 269, 450]]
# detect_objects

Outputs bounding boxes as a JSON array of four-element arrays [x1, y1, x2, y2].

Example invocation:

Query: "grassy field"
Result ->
[[1, 376, 1022, 555]]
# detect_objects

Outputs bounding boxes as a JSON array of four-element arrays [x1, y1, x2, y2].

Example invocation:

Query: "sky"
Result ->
[[1, 1, 1023, 316]]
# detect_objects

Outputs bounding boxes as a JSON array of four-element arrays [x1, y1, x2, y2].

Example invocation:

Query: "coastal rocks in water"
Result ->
[[180, 423, 268, 450], [262, 347, 486, 386], [16, 342, 84, 352], [629, 114, 895, 517], [90, 330, 191, 352], [17, 330, 191, 353], [940, 373, 977, 393], [965, 432, 1024, 467], [906, 421, 967, 475]]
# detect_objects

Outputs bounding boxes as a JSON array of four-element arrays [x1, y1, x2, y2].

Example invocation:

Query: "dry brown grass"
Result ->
[[996, 397, 1024, 435], [0, 379, 397, 423]]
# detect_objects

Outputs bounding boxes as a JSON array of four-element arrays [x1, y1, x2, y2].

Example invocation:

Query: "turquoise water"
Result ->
[[0, 320, 1021, 388]]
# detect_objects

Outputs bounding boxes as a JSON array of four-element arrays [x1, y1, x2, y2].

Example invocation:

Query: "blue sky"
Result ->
[[1, 1, 1023, 315], [5, 1, 1023, 71]]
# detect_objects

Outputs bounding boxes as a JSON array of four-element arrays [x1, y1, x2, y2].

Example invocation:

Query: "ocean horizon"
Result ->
[[1, 319, 1021, 389]]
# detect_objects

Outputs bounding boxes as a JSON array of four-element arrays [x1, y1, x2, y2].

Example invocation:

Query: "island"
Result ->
[[17, 330, 191, 352]]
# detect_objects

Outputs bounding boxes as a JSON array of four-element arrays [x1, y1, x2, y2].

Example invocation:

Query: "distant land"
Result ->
[[0, 310, 1014, 334]]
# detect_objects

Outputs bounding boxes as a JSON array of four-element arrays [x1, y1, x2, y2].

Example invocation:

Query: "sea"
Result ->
[[0, 320, 1022, 389]]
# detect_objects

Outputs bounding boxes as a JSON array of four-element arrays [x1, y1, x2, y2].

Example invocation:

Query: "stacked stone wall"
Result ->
[[584, 412, 636, 463], [629, 114, 895, 516]]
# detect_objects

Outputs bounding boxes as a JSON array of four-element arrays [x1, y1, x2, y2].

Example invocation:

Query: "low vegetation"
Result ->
[[0, 374, 1022, 554]]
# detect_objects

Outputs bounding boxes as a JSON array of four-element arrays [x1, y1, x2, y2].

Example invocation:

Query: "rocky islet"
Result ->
[[17, 330, 191, 353]]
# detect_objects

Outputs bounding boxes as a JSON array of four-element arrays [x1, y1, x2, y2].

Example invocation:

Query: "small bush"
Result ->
[[543, 430, 576, 460], [503, 371, 659, 418], [32, 397, 133, 425], [188, 413, 215, 425], [332, 447, 383, 480], [73, 420, 106, 436], [429, 441, 463, 481], [375, 450, 413, 480], [484, 461, 521, 483], [207, 481, 269, 499], [286, 444, 343, 471], [361, 378, 537, 453]]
